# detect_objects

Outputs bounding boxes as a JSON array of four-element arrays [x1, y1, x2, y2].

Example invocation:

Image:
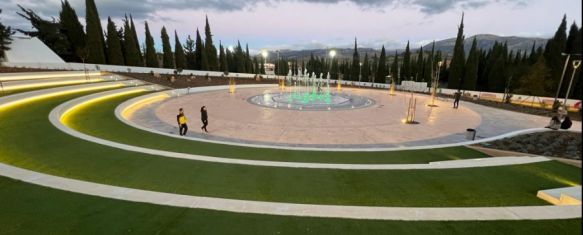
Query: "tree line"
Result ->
[[16, 0, 262, 74]]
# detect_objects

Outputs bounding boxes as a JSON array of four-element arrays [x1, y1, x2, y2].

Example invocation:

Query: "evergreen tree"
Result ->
[[234, 41, 245, 73], [184, 35, 196, 69], [204, 16, 218, 70], [144, 21, 158, 67], [543, 15, 568, 92], [487, 54, 507, 92], [174, 31, 186, 70], [85, 0, 106, 64], [401, 41, 411, 80], [219, 42, 228, 73], [463, 37, 478, 90], [59, 0, 85, 62], [375, 46, 387, 83], [245, 44, 253, 73], [0, 9, 14, 60], [350, 38, 360, 81], [515, 55, 550, 96], [194, 29, 208, 70], [160, 26, 173, 68], [390, 50, 399, 83], [17, 6, 72, 61], [105, 17, 124, 65], [448, 13, 466, 90], [129, 15, 142, 65], [362, 53, 370, 82], [260, 56, 265, 74], [423, 41, 435, 84], [415, 46, 424, 81], [122, 16, 140, 66]]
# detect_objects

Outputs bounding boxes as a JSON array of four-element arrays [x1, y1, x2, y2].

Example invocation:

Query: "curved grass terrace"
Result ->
[[0, 90, 580, 207], [1, 176, 580, 234]]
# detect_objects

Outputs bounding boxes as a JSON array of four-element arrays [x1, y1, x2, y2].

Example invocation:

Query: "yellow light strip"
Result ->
[[0, 83, 123, 112], [60, 89, 147, 124], [0, 72, 103, 81], [120, 93, 170, 119], [2, 79, 103, 91]]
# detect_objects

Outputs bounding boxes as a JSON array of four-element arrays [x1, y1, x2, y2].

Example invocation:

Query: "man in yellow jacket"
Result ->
[[177, 108, 188, 136]]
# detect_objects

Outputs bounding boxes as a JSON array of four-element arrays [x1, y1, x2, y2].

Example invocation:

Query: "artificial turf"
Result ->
[[0, 176, 580, 234], [0, 90, 580, 207], [65, 92, 490, 164]]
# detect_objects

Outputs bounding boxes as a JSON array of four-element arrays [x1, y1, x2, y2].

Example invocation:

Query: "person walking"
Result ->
[[453, 91, 461, 109], [200, 106, 209, 133], [177, 108, 188, 136]]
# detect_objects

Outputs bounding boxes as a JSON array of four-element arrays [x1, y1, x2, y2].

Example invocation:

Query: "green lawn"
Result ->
[[0, 90, 580, 207], [66, 92, 489, 164], [0, 176, 580, 235]]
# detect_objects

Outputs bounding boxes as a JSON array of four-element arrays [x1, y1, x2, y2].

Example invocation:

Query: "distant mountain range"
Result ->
[[266, 34, 548, 61]]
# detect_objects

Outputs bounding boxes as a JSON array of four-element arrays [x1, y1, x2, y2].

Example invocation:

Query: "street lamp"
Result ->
[[261, 50, 268, 78], [359, 62, 362, 84], [563, 59, 582, 110], [553, 53, 581, 109]]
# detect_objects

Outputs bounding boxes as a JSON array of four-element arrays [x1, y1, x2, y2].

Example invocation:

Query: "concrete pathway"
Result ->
[[119, 85, 582, 151], [0, 162, 579, 221]]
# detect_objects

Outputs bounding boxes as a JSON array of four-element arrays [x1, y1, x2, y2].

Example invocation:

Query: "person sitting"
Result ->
[[545, 115, 561, 130], [560, 116, 572, 130]]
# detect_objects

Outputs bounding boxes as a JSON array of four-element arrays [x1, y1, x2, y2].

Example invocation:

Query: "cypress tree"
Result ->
[[543, 14, 568, 90], [174, 31, 186, 70], [416, 46, 424, 81], [463, 37, 478, 90], [59, 0, 85, 62], [105, 17, 124, 65], [184, 35, 196, 69], [204, 16, 218, 71], [515, 55, 550, 96], [226, 48, 235, 72], [362, 53, 370, 82], [144, 21, 158, 67], [448, 13, 466, 90], [0, 10, 14, 60], [260, 56, 265, 74], [401, 41, 411, 81], [218, 42, 228, 73], [390, 50, 399, 83], [350, 38, 360, 81], [129, 15, 142, 65], [234, 41, 245, 73], [122, 16, 139, 66], [375, 46, 387, 83], [85, 0, 106, 64], [194, 28, 208, 70], [423, 41, 435, 84], [245, 44, 253, 73], [160, 26, 173, 68]]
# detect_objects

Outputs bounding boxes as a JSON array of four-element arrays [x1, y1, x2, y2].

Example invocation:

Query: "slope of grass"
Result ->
[[0, 176, 580, 235], [0, 91, 580, 207]]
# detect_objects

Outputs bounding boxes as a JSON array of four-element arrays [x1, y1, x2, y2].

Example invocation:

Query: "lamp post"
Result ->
[[261, 50, 268, 78], [329, 50, 337, 91], [429, 61, 443, 107], [563, 60, 582, 110], [359, 62, 362, 85]]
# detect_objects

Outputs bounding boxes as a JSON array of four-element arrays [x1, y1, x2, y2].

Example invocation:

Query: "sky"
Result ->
[[1, 0, 581, 54]]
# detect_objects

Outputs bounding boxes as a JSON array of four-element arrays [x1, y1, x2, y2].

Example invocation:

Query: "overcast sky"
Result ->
[[1, 0, 581, 53]]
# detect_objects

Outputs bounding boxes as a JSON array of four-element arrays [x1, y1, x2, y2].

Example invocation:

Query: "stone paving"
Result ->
[[128, 86, 581, 148]]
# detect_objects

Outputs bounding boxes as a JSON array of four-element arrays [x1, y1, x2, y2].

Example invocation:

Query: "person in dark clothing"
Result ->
[[177, 108, 188, 136], [546, 115, 561, 130], [200, 106, 209, 133], [560, 116, 572, 130], [453, 91, 461, 109]]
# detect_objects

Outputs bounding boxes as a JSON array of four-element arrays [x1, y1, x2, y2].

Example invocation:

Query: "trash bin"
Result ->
[[466, 128, 476, 140]]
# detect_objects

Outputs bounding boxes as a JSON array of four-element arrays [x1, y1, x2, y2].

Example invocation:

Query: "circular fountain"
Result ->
[[248, 75, 375, 111]]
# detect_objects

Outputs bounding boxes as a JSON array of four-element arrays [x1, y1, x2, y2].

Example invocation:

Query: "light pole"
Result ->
[[563, 60, 582, 110], [261, 50, 268, 78], [553, 53, 581, 108], [359, 62, 362, 85]]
